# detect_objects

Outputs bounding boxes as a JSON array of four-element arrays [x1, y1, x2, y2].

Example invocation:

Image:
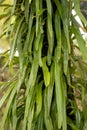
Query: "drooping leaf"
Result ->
[[55, 10, 62, 62], [46, 0, 54, 65], [42, 57, 50, 87], [55, 61, 63, 129], [72, 24, 87, 61], [0, 82, 17, 130], [35, 81, 43, 118]]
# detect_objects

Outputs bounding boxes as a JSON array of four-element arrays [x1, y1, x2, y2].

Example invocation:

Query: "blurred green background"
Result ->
[[0, 0, 13, 53]]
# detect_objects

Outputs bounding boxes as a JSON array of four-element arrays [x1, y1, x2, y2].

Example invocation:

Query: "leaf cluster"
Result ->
[[0, 0, 87, 130]]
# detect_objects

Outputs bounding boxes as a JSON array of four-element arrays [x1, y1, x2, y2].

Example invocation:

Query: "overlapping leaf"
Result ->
[[0, 0, 87, 130]]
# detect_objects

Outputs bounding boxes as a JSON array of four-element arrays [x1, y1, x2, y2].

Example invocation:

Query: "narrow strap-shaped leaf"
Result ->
[[55, 10, 61, 62], [23, 85, 35, 130], [17, 61, 28, 92], [61, 0, 70, 53], [10, 0, 17, 17], [36, 0, 39, 36], [37, 110, 44, 130], [38, 35, 43, 67], [72, 23, 87, 60], [17, 22, 25, 70], [44, 64, 55, 130], [23, 11, 33, 53], [17, 22, 28, 92], [27, 106, 34, 130], [6, 0, 17, 36], [54, 0, 70, 53], [46, 0, 54, 65], [42, 57, 50, 87], [34, 29, 42, 51], [35, 81, 43, 118], [25, 51, 39, 96], [62, 32, 69, 75], [54, 0, 62, 21], [73, 0, 87, 25], [28, 26, 35, 53], [0, 82, 17, 130], [63, 45, 69, 75], [46, 63, 55, 113], [55, 61, 63, 129], [12, 96, 17, 130], [61, 79, 67, 130], [25, 0, 29, 23], [44, 88, 53, 130], [0, 84, 14, 108], [9, 17, 24, 62], [23, 76, 38, 130]]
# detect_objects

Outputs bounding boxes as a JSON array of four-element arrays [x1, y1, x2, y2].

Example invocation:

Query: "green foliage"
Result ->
[[0, 0, 87, 130]]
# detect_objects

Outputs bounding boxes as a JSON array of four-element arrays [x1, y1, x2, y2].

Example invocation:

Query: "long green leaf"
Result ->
[[55, 10, 62, 62], [46, 0, 54, 65], [36, 0, 39, 36], [44, 89, 53, 130], [9, 17, 24, 62], [42, 57, 50, 87], [25, 0, 29, 23], [0, 82, 17, 130], [25, 51, 39, 96], [27, 105, 34, 130], [61, 0, 70, 53], [73, 0, 87, 25], [12, 96, 17, 130], [46, 63, 55, 113], [61, 80, 67, 130], [55, 61, 63, 129], [23, 11, 33, 53], [72, 25, 87, 60], [23, 84, 35, 130], [35, 81, 43, 118], [0, 83, 14, 108]]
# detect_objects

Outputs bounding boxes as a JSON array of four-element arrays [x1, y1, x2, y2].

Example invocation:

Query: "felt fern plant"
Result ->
[[0, 0, 87, 130]]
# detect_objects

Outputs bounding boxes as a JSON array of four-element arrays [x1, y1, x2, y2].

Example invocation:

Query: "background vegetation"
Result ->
[[0, 0, 87, 130]]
